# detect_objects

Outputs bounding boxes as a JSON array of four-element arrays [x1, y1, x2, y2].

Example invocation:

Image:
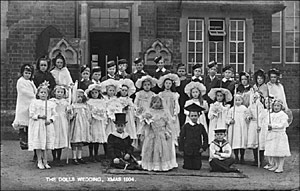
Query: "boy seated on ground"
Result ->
[[107, 113, 141, 170], [209, 128, 240, 173], [179, 103, 208, 170]]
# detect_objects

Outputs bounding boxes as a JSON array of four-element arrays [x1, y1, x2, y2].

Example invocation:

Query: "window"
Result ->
[[272, 12, 281, 63], [187, 19, 204, 74], [229, 20, 245, 73]]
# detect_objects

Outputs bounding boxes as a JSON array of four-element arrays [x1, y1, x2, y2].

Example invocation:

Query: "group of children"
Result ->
[[12, 53, 291, 173]]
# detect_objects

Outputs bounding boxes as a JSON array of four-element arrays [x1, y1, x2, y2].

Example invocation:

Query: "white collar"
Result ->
[[192, 76, 203, 80], [111, 131, 129, 139], [133, 70, 146, 74], [156, 67, 166, 72], [209, 75, 215, 80], [92, 79, 101, 84], [244, 84, 250, 88], [188, 121, 198, 126], [108, 73, 115, 78], [118, 71, 127, 75], [222, 78, 233, 82]]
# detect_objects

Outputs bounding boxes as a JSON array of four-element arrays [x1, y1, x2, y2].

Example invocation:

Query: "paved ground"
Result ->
[[1, 140, 299, 191]]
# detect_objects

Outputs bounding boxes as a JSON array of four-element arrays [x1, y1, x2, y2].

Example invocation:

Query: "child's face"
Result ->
[[54, 88, 65, 99], [208, 66, 217, 76], [191, 88, 200, 99], [120, 86, 129, 97], [107, 86, 116, 97], [193, 68, 202, 77], [23, 71, 32, 80], [273, 102, 282, 112], [235, 96, 243, 106], [257, 76, 264, 85], [164, 79, 172, 90], [82, 70, 90, 80], [116, 123, 125, 133], [55, 58, 64, 69], [224, 70, 233, 79], [77, 94, 83, 103], [270, 74, 278, 83], [136, 62, 144, 71], [91, 89, 99, 98], [107, 66, 116, 75], [241, 75, 249, 86], [189, 111, 199, 123], [215, 132, 226, 141], [216, 91, 224, 102], [38, 88, 48, 100], [157, 60, 164, 69], [143, 81, 151, 92], [152, 98, 162, 109], [118, 64, 127, 72], [91, 72, 101, 81], [177, 67, 186, 77], [39, 60, 48, 72]]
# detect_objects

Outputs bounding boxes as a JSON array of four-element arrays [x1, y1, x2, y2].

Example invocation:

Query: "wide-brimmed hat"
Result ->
[[101, 79, 120, 93], [135, 75, 157, 89], [208, 88, 233, 102], [113, 113, 127, 124], [85, 84, 102, 96], [184, 81, 206, 97], [118, 79, 136, 96], [157, 73, 180, 88]]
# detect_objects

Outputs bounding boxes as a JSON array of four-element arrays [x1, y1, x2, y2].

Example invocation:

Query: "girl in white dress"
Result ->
[[264, 99, 291, 173], [117, 79, 138, 148], [184, 81, 208, 132], [207, 88, 232, 144], [157, 73, 181, 146], [49, 85, 69, 166], [86, 84, 107, 162], [226, 93, 248, 164], [28, 82, 57, 169], [50, 53, 73, 88]]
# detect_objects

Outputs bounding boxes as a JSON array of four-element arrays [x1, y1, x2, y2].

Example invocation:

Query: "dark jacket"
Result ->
[[179, 123, 208, 156], [130, 70, 148, 84], [203, 75, 221, 104], [33, 70, 56, 91], [107, 133, 134, 160], [78, 79, 93, 91]]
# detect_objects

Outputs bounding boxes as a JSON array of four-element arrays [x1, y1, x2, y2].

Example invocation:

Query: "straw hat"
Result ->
[[118, 78, 136, 96], [135, 75, 157, 89], [208, 88, 233, 102], [184, 81, 206, 98], [101, 79, 120, 93], [85, 84, 102, 96], [157, 73, 180, 88]]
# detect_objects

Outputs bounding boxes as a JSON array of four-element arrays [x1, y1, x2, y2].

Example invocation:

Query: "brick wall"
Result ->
[[1, 1, 75, 110]]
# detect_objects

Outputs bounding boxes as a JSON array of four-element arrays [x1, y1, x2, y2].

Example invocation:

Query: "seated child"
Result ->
[[107, 113, 141, 170], [209, 128, 240, 173], [179, 103, 208, 170]]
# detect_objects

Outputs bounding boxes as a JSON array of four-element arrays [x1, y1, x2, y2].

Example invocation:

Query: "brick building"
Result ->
[[1, 0, 299, 111]]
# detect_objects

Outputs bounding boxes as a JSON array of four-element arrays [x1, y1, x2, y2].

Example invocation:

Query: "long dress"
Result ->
[[69, 103, 91, 143], [134, 90, 155, 134], [87, 98, 107, 143], [208, 102, 230, 144], [50, 98, 69, 149], [105, 96, 123, 136], [264, 111, 291, 157], [28, 99, 57, 151], [246, 96, 268, 150], [158, 90, 180, 145], [119, 96, 138, 141], [184, 99, 209, 132], [226, 105, 248, 149], [267, 82, 288, 109], [12, 77, 37, 130], [141, 108, 178, 171]]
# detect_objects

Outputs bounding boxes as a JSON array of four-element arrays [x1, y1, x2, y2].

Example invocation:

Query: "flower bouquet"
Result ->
[[106, 100, 123, 120], [141, 112, 154, 125], [119, 97, 132, 112]]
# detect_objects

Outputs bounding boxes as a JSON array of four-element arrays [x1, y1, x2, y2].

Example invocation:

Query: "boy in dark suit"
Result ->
[[203, 61, 220, 105], [152, 56, 170, 93], [107, 113, 141, 170], [130, 57, 148, 84], [179, 103, 208, 170], [116, 59, 131, 79], [221, 65, 236, 105], [101, 60, 117, 82], [191, 63, 204, 84]]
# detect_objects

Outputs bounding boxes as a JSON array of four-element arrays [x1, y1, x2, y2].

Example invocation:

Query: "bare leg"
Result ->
[[275, 157, 285, 172], [36, 149, 44, 169]]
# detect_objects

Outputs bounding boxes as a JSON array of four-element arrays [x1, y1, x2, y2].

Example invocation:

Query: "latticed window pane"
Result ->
[[272, 48, 280, 62], [188, 42, 195, 52], [230, 42, 236, 53], [238, 43, 244, 53], [230, 20, 245, 72], [196, 42, 203, 52], [189, 31, 195, 41]]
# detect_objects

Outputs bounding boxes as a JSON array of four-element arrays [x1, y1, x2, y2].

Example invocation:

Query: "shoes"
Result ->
[[72, 159, 79, 165], [37, 162, 45, 170], [263, 164, 273, 170], [44, 163, 51, 169], [274, 169, 283, 173], [268, 166, 277, 171], [77, 158, 87, 164]]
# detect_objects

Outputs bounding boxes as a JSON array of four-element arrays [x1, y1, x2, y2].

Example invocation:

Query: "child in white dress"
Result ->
[[28, 82, 57, 169], [207, 88, 232, 144], [184, 81, 208, 132], [264, 99, 291, 173], [140, 95, 178, 171], [50, 53, 73, 87], [226, 93, 248, 164], [86, 84, 107, 162], [49, 85, 69, 166], [157, 73, 181, 146], [117, 79, 138, 148]]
